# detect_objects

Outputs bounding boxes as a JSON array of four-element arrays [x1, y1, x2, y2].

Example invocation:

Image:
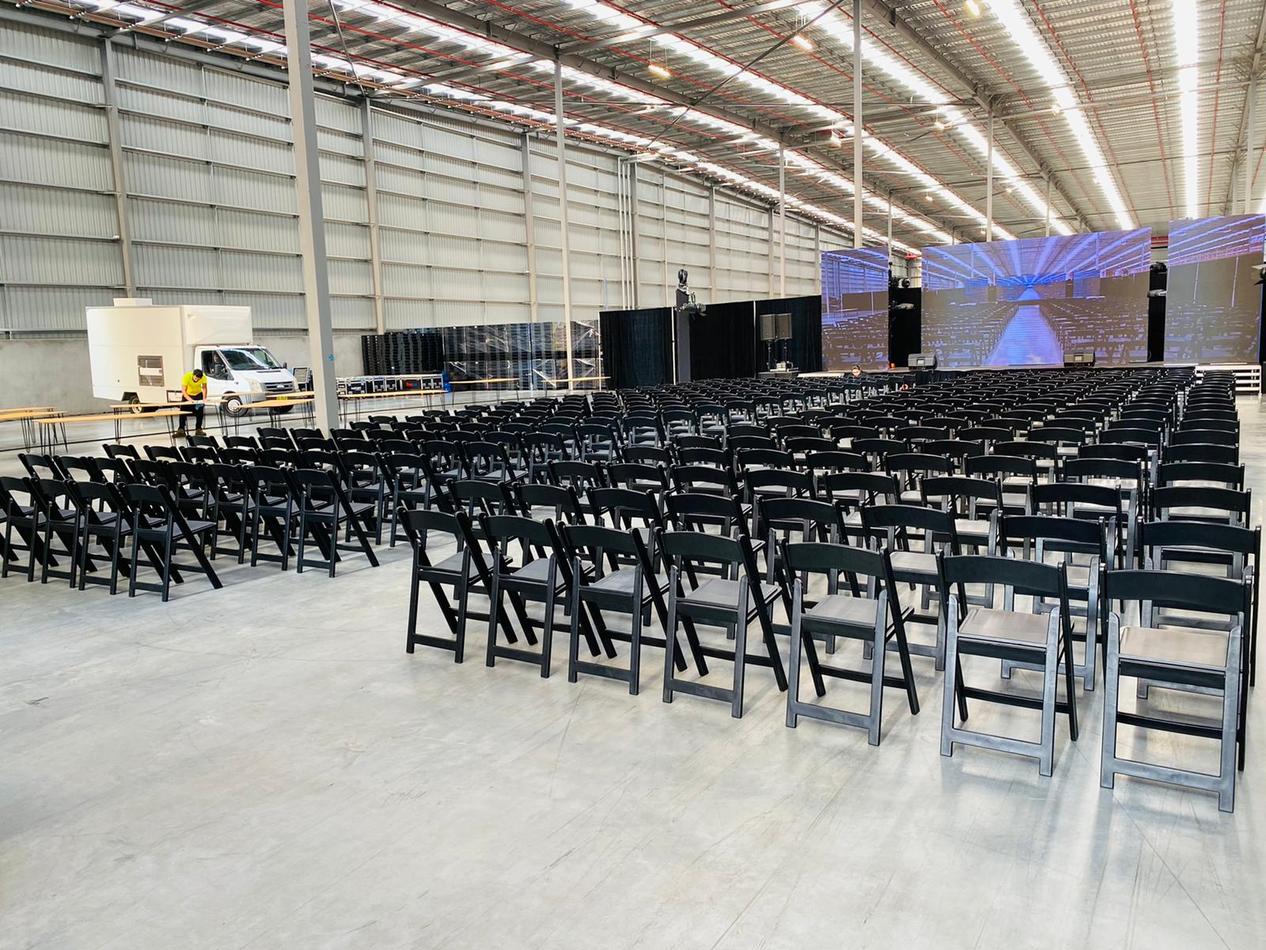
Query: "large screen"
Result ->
[[820, 247, 889, 370], [1164, 214, 1265, 363], [921, 229, 1152, 368]]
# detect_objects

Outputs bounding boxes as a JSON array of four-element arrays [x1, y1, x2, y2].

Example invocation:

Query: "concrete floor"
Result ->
[[1, 401, 1264, 949]]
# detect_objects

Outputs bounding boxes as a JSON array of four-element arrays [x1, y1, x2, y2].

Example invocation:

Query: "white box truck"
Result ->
[[86, 299, 298, 415]]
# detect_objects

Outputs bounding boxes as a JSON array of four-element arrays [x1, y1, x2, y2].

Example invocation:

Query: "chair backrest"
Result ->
[[1154, 460, 1244, 490], [999, 513, 1105, 558], [820, 470, 897, 508], [940, 553, 1065, 603], [1139, 519, 1259, 561], [516, 482, 586, 524], [1152, 485, 1251, 522], [1163, 442, 1238, 465], [588, 486, 662, 530], [744, 468, 815, 499], [1105, 568, 1247, 622], [665, 491, 747, 534]]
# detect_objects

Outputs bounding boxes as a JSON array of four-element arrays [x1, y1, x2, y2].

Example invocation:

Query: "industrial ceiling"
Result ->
[[14, 0, 1266, 254]]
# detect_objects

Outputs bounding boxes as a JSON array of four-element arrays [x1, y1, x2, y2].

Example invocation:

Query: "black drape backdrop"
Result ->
[[599, 306, 672, 389], [689, 300, 757, 381], [889, 286, 922, 367], [756, 295, 823, 373], [1147, 265, 1166, 362]]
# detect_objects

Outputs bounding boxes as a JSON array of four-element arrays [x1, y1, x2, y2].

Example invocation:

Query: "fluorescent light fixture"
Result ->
[[790, 33, 815, 52], [1173, 0, 1199, 219], [964, 0, 982, 17], [802, 4, 1067, 236], [985, 0, 1134, 229], [647, 62, 671, 80]]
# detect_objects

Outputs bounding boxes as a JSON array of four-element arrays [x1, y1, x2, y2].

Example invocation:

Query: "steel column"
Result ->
[[985, 103, 994, 242], [553, 60, 576, 389], [778, 141, 786, 296], [1246, 71, 1258, 214], [360, 98, 385, 336], [1045, 174, 1052, 237], [283, 0, 338, 432], [767, 207, 775, 296], [813, 223, 821, 296], [852, 0, 863, 249], [521, 133, 540, 327], [100, 39, 136, 298], [886, 189, 893, 261], [707, 183, 717, 298], [629, 162, 641, 307]]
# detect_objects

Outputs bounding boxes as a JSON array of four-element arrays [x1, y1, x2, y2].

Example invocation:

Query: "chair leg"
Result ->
[[867, 624, 886, 747], [405, 546, 420, 654], [940, 625, 959, 758], [1219, 645, 1243, 812], [731, 588, 751, 719], [1099, 631, 1121, 792], [785, 587, 804, 728], [1037, 637, 1060, 777], [485, 564, 503, 668], [540, 564, 559, 679], [662, 573, 679, 705], [566, 581, 583, 685], [453, 571, 470, 664]]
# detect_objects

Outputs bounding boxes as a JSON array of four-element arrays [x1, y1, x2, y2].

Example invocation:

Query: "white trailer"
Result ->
[[86, 299, 298, 414]]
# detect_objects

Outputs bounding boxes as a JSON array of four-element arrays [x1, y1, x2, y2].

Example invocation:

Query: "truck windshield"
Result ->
[[220, 348, 277, 371]]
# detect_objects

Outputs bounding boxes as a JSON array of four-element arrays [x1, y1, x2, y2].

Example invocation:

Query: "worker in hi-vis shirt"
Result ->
[[176, 368, 208, 437]]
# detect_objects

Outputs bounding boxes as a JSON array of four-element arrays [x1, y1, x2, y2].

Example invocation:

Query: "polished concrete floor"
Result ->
[[1, 402, 1264, 949]]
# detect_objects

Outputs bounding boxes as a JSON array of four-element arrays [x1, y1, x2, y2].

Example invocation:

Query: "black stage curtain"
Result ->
[[756, 295, 823, 373], [599, 306, 672, 389], [889, 285, 922, 367], [1147, 265, 1166, 363], [690, 300, 757, 381]]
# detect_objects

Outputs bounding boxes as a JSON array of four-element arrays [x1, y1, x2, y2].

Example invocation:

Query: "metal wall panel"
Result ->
[[2, 20, 838, 341]]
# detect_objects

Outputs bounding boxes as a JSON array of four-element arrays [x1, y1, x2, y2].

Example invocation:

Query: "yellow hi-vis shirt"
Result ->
[[181, 371, 208, 399]]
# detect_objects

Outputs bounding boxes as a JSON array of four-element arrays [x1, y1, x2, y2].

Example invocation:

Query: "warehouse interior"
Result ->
[[3, 1, 1266, 947]]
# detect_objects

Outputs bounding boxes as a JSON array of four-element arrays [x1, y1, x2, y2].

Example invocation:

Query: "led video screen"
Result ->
[[1164, 214, 1265, 363], [820, 247, 889, 370], [921, 229, 1152, 368]]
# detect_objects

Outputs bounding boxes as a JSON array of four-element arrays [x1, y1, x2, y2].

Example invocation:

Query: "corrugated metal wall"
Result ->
[[1, 18, 846, 339]]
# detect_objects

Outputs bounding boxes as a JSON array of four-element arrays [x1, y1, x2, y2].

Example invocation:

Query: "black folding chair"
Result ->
[[289, 468, 380, 576], [482, 514, 606, 678], [560, 523, 702, 694], [783, 541, 919, 745], [123, 483, 222, 601], [659, 529, 786, 718], [401, 508, 515, 663], [1101, 569, 1248, 812], [940, 554, 1078, 776]]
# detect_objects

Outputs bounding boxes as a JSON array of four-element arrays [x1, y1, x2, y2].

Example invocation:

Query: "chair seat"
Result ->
[[588, 569, 669, 598], [959, 607, 1051, 646], [954, 518, 991, 540], [1119, 623, 1229, 672], [1168, 506, 1233, 522], [804, 593, 881, 629], [889, 550, 939, 578], [427, 551, 471, 578], [681, 577, 742, 610]]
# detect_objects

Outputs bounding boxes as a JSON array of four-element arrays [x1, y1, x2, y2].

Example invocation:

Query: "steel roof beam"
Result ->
[[857, 0, 1091, 232]]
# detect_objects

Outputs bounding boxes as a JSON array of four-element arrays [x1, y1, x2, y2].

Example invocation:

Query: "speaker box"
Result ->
[[774, 312, 792, 340], [758, 312, 777, 341], [908, 352, 937, 369]]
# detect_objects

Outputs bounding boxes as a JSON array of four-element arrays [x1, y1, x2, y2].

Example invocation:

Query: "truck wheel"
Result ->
[[223, 394, 246, 417], [123, 393, 142, 414], [273, 404, 294, 415]]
